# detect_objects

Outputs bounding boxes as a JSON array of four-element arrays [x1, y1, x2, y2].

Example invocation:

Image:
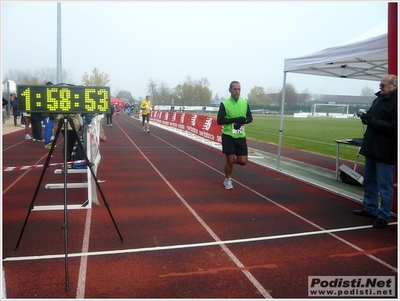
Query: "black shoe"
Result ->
[[373, 218, 388, 228], [353, 209, 377, 218]]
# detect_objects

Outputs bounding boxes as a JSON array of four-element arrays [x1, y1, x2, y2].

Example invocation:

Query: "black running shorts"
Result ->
[[142, 114, 150, 122], [221, 134, 248, 156]]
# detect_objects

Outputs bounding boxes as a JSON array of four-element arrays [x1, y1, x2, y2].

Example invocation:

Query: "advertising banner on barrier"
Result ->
[[151, 110, 223, 143], [88, 114, 103, 205]]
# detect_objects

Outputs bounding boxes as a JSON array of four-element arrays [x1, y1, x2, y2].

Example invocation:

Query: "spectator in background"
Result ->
[[20, 111, 25, 127], [44, 82, 56, 149], [59, 114, 80, 163], [30, 112, 44, 142], [353, 74, 398, 228], [11, 94, 20, 126], [106, 104, 115, 127], [43, 115, 56, 148]]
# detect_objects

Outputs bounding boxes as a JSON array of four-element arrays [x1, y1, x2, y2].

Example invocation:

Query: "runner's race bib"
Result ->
[[232, 123, 244, 134]]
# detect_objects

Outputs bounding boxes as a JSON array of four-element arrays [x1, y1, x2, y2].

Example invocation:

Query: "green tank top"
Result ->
[[221, 97, 248, 138]]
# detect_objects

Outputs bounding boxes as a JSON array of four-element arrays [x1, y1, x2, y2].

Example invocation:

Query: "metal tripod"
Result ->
[[15, 116, 124, 292]]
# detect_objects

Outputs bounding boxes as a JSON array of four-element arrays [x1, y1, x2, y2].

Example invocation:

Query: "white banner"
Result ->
[[88, 114, 104, 205]]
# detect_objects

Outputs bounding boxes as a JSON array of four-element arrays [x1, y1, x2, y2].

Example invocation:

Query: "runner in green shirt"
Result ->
[[217, 81, 253, 190]]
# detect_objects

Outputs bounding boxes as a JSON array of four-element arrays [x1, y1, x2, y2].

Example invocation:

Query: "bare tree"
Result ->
[[299, 88, 312, 104], [277, 83, 298, 106], [361, 86, 375, 96], [157, 81, 172, 105], [4, 68, 75, 85], [146, 78, 158, 105]]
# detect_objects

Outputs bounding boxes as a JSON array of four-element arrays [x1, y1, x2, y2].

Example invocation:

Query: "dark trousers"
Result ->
[[62, 129, 78, 162], [31, 120, 43, 140], [106, 113, 113, 124], [13, 114, 18, 126]]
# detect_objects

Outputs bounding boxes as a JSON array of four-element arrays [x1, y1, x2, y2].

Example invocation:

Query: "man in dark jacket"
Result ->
[[353, 74, 397, 228]]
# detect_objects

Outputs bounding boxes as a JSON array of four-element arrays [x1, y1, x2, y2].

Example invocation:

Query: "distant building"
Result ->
[[312, 94, 372, 106]]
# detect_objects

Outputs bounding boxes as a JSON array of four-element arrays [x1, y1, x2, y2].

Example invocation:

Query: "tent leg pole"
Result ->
[[277, 72, 287, 170]]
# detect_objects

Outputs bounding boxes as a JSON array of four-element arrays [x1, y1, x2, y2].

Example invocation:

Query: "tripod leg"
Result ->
[[69, 118, 124, 243], [63, 118, 70, 292], [15, 119, 64, 250]]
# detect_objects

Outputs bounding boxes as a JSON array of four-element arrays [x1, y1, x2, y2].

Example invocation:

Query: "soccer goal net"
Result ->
[[310, 104, 349, 117]]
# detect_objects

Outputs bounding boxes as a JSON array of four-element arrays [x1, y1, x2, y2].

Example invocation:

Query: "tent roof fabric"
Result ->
[[283, 33, 388, 81], [110, 97, 126, 104]]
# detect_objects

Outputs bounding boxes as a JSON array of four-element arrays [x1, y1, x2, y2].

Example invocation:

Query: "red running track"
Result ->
[[2, 115, 397, 298]]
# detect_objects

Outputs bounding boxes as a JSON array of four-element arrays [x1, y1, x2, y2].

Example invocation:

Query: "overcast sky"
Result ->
[[1, 1, 389, 100]]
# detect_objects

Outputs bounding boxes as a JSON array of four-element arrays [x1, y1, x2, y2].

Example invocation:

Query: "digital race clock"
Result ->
[[17, 85, 110, 113]]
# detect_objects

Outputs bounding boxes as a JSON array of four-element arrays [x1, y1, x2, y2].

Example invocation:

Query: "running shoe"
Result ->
[[223, 178, 234, 190], [147, 130, 150, 133], [44, 143, 56, 149], [25, 134, 33, 140]]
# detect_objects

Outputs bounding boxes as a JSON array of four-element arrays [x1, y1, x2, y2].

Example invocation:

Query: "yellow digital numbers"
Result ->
[[47, 88, 58, 111], [97, 88, 109, 111], [84, 88, 96, 112], [21, 87, 31, 111], [59, 88, 72, 111], [17, 85, 110, 113]]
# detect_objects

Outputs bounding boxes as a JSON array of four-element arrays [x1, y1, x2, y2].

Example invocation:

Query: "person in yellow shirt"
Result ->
[[140, 95, 152, 133]]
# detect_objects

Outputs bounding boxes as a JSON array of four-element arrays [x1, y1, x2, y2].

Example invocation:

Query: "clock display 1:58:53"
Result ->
[[17, 85, 110, 113]]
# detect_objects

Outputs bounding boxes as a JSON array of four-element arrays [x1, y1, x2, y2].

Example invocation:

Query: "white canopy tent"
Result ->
[[277, 27, 388, 169], [283, 33, 387, 81]]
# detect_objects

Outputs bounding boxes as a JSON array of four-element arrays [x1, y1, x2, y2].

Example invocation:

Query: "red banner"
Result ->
[[151, 110, 222, 143]]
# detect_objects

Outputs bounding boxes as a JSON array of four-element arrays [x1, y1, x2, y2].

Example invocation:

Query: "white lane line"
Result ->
[[4, 223, 397, 263], [4, 119, 397, 298], [76, 208, 92, 299], [120, 127, 272, 298], [152, 131, 398, 274], [2, 266, 7, 299], [2, 153, 49, 195]]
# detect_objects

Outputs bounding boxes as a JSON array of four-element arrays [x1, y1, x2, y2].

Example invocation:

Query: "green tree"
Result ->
[[81, 67, 110, 86], [117, 90, 133, 101], [172, 76, 212, 105], [247, 86, 273, 108]]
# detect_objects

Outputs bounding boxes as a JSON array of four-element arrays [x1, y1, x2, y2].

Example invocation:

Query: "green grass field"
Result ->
[[245, 115, 366, 162]]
